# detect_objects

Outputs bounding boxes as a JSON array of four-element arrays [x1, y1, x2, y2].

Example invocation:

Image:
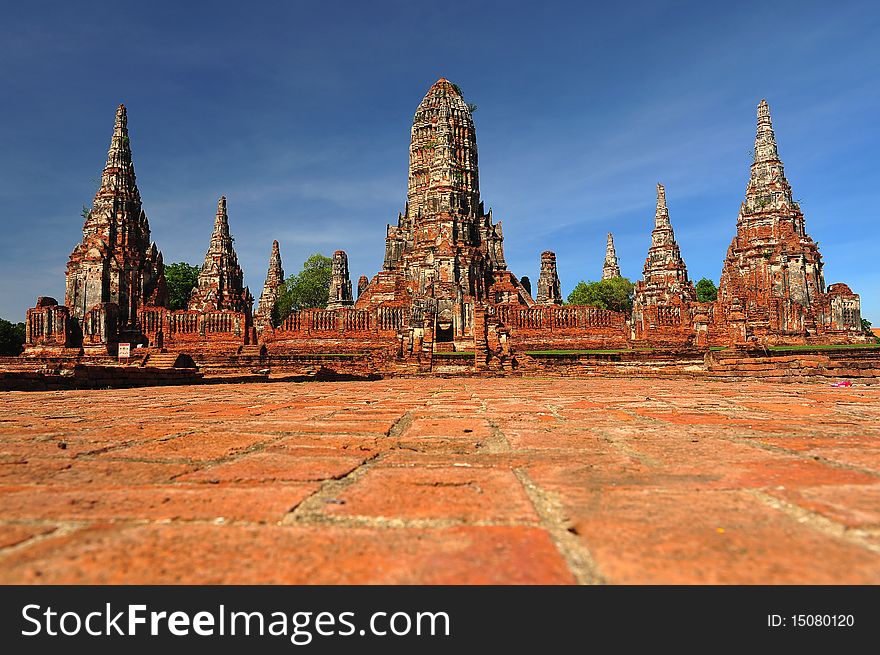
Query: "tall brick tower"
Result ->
[[631, 183, 697, 343], [254, 239, 284, 329], [634, 184, 695, 305], [357, 78, 530, 341], [536, 251, 563, 305], [65, 104, 167, 331], [717, 100, 851, 339], [189, 196, 252, 314], [602, 233, 621, 280], [327, 250, 354, 310]]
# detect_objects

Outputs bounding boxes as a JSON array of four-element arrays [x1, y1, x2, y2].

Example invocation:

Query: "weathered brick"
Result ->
[[0, 524, 574, 584]]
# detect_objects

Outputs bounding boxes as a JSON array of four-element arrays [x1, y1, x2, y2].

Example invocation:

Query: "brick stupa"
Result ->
[[536, 251, 563, 305], [327, 251, 354, 310], [356, 79, 533, 343], [634, 184, 695, 305], [631, 184, 697, 343], [717, 100, 861, 340], [189, 196, 252, 314], [254, 239, 284, 330], [65, 104, 167, 332], [602, 233, 621, 280]]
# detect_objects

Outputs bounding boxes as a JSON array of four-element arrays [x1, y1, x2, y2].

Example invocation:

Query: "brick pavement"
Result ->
[[1, 377, 878, 584]]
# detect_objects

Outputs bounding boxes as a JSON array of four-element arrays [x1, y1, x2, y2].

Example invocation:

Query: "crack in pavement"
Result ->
[[514, 467, 605, 585]]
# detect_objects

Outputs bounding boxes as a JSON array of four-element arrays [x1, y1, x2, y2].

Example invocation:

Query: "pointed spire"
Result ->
[[634, 182, 695, 306], [740, 99, 800, 228], [269, 239, 281, 271], [255, 240, 285, 328], [261, 239, 283, 289], [66, 103, 166, 326], [650, 183, 677, 249], [189, 196, 249, 313], [357, 275, 369, 298], [115, 104, 127, 131], [754, 99, 779, 163], [212, 195, 231, 240], [602, 233, 621, 280], [655, 183, 670, 229], [98, 103, 138, 199], [107, 104, 131, 164]]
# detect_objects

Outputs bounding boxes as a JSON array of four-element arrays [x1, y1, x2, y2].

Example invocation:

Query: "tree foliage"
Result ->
[[863, 318, 879, 342], [164, 262, 201, 310], [566, 277, 634, 313], [695, 277, 718, 303], [0, 318, 26, 356], [273, 253, 333, 324]]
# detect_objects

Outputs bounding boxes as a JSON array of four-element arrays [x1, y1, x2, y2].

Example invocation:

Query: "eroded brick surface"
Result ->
[[1, 377, 878, 584]]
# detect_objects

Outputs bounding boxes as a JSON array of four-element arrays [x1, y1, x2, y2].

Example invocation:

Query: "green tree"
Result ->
[[164, 262, 201, 310], [863, 318, 879, 342], [0, 318, 26, 356], [695, 277, 718, 303], [566, 277, 634, 313], [274, 253, 333, 324]]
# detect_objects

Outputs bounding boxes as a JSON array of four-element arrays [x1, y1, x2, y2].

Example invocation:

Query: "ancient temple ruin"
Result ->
[[22, 85, 868, 367], [189, 196, 252, 314], [254, 240, 284, 331], [536, 251, 563, 305], [631, 183, 697, 344], [602, 233, 621, 280], [27, 105, 168, 353], [326, 251, 354, 310], [715, 100, 863, 344], [354, 79, 534, 348]]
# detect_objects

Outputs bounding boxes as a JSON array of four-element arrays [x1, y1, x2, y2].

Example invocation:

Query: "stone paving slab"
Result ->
[[1, 377, 878, 584]]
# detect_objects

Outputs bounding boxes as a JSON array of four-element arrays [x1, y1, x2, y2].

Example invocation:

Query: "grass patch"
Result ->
[[525, 349, 629, 355], [768, 343, 880, 351], [709, 346, 728, 351]]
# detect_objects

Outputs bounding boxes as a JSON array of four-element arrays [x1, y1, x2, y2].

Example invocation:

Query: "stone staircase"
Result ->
[[237, 344, 267, 357], [144, 352, 196, 369], [707, 348, 880, 383]]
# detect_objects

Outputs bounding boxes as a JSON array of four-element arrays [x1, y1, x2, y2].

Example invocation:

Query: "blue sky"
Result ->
[[1, 0, 878, 323]]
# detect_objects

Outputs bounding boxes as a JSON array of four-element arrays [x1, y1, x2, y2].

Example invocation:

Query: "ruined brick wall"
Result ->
[[631, 300, 696, 347], [826, 283, 863, 335], [24, 298, 73, 353], [138, 308, 250, 352], [496, 304, 629, 351], [0, 365, 202, 391], [260, 308, 403, 355]]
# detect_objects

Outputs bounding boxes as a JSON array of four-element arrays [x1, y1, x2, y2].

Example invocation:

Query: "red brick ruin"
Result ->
[[715, 100, 863, 346], [631, 183, 698, 346], [254, 240, 284, 332], [602, 233, 621, 281], [23, 84, 869, 373]]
